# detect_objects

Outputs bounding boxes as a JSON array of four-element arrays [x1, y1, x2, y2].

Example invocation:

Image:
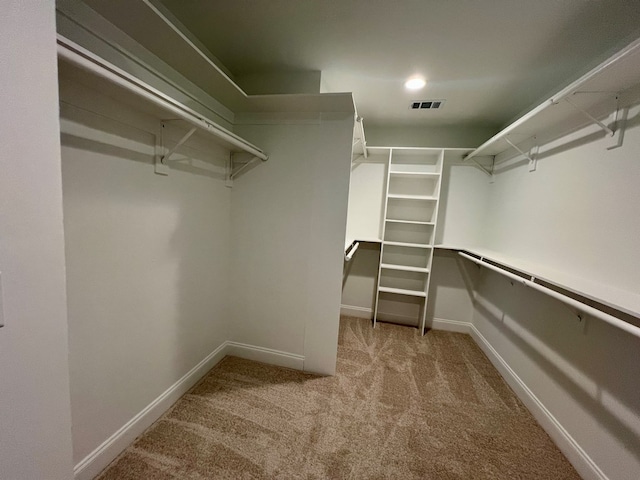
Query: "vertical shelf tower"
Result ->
[[373, 148, 444, 335]]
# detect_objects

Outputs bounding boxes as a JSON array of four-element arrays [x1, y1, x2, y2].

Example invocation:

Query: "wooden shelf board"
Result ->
[[383, 241, 432, 249], [379, 286, 427, 298], [387, 194, 437, 201], [381, 263, 429, 273], [389, 171, 440, 177], [455, 246, 640, 319], [385, 219, 435, 225]]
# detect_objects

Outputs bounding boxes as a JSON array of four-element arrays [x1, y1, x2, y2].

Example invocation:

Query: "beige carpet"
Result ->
[[98, 317, 580, 479]]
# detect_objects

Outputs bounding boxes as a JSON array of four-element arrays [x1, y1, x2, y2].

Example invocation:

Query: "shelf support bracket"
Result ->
[[563, 97, 615, 137], [226, 152, 260, 187], [504, 137, 537, 170], [469, 157, 494, 177], [162, 126, 197, 163]]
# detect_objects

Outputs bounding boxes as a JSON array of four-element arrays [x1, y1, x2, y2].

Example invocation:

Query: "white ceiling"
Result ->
[[86, 0, 640, 131]]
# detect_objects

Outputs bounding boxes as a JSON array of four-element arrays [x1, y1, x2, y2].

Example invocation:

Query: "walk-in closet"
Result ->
[[2, 2, 639, 480]]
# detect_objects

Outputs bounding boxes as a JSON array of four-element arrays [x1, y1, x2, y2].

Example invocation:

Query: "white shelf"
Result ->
[[385, 219, 435, 226], [383, 241, 432, 249], [389, 171, 440, 178], [57, 36, 268, 164], [374, 148, 444, 334], [381, 263, 429, 273], [450, 246, 640, 319], [464, 36, 640, 164], [387, 194, 437, 201], [378, 286, 427, 298]]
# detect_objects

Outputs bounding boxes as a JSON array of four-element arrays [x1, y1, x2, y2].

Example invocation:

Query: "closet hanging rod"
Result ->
[[458, 252, 640, 340], [345, 242, 359, 262], [57, 36, 268, 162]]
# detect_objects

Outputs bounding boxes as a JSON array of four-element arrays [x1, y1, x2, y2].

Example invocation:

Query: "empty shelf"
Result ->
[[378, 286, 427, 297], [389, 171, 440, 177], [387, 194, 437, 200], [385, 219, 435, 225], [383, 241, 432, 249], [381, 263, 429, 273]]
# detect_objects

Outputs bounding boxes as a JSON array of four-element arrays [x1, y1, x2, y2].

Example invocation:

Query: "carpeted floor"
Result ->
[[98, 316, 581, 479]]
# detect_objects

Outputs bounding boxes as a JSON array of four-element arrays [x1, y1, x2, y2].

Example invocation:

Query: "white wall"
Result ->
[[471, 104, 640, 480], [341, 242, 381, 317], [60, 78, 233, 467], [482, 110, 640, 292], [232, 114, 354, 375], [0, 3, 74, 479], [436, 162, 491, 247], [345, 155, 387, 244], [366, 124, 497, 148]]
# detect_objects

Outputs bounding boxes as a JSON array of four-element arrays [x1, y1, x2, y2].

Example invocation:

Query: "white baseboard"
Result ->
[[430, 317, 473, 333], [73, 341, 304, 480], [340, 304, 372, 319], [226, 341, 305, 371], [468, 325, 607, 480]]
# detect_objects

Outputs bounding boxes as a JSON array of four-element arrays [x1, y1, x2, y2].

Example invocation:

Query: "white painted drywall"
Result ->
[[471, 104, 640, 480], [341, 242, 381, 317], [231, 114, 354, 375], [0, 3, 74, 478], [436, 162, 491, 247], [345, 155, 388, 244], [366, 124, 497, 148], [482, 108, 640, 293], [426, 249, 480, 327], [60, 78, 232, 465]]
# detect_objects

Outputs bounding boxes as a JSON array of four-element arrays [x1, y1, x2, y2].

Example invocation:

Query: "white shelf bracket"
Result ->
[[468, 156, 494, 177], [563, 96, 615, 137], [226, 152, 262, 187], [504, 137, 537, 169], [356, 115, 368, 158], [162, 123, 197, 163]]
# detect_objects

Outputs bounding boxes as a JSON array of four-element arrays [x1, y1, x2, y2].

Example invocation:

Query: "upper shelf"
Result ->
[[58, 35, 269, 164], [465, 36, 640, 164], [436, 245, 640, 320]]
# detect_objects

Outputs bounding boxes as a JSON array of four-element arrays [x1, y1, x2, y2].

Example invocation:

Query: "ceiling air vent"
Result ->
[[410, 100, 445, 110]]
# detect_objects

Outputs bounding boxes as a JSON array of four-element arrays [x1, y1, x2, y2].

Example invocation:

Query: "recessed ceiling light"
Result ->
[[405, 77, 426, 90]]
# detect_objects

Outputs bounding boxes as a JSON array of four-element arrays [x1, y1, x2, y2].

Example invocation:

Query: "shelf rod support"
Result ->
[[469, 157, 493, 177], [356, 115, 368, 158], [230, 152, 260, 180], [161, 125, 197, 163], [504, 137, 535, 163], [563, 97, 615, 137]]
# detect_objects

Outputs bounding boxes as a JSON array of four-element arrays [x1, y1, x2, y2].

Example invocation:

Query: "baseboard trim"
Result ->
[[430, 317, 473, 333], [226, 341, 305, 371], [468, 324, 607, 480], [340, 304, 372, 319], [73, 342, 228, 480]]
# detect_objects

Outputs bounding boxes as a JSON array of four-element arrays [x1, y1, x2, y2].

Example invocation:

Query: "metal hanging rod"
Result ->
[[458, 252, 640, 340], [345, 242, 360, 262]]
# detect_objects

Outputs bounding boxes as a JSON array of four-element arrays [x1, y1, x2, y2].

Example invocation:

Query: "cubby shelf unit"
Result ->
[[373, 148, 446, 334]]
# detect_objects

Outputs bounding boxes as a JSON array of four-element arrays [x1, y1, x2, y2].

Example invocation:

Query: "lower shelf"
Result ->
[[378, 286, 427, 298]]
